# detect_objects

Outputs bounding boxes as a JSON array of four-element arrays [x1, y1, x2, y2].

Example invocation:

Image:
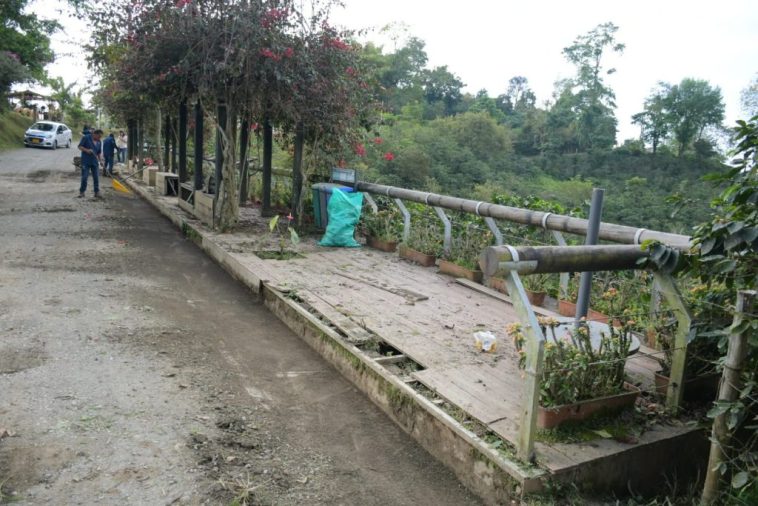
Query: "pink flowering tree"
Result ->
[[87, 0, 375, 229]]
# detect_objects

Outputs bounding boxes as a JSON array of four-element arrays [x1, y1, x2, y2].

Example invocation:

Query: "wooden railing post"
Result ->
[[653, 273, 693, 412], [702, 290, 755, 504], [503, 262, 545, 463]]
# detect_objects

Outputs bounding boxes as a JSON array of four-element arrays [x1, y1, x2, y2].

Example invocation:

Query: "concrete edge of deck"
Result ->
[[124, 180, 544, 505]]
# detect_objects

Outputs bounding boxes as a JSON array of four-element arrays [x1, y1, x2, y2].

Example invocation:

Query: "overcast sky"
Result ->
[[37, 0, 758, 141]]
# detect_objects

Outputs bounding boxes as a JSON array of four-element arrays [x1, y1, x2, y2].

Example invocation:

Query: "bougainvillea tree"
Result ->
[[86, 0, 376, 229]]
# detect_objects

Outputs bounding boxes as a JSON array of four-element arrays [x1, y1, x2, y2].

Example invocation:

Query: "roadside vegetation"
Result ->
[[0, 110, 32, 150]]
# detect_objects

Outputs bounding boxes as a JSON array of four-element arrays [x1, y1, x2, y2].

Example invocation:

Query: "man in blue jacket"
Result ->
[[102, 133, 117, 177], [78, 129, 103, 198]]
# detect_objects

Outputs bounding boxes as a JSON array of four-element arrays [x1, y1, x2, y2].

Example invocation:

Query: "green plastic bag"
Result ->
[[319, 189, 363, 248]]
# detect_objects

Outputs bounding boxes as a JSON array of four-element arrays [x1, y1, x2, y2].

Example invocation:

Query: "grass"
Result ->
[[0, 111, 33, 150], [535, 408, 641, 444]]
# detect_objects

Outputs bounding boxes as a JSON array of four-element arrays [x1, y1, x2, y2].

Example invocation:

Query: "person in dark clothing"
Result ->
[[102, 133, 117, 177], [78, 129, 103, 198]]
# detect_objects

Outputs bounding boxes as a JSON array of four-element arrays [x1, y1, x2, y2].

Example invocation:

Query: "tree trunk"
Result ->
[[215, 100, 238, 231], [238, 116, 249, 205], [291, 122, 305, 218], [261, 117, 273, 216]]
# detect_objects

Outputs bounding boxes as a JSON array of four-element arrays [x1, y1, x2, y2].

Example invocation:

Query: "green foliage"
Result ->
[[560, 22, 625, 150], [268, 214, 300, 257], [360, 205, 402, 242], [508, 312, 634, 407], [634, 79, 725, 157], [402, 203, 442, 256], [0, 110, 32, 150], [0, 0, 59, 100], [685, 116, 758, 500], [446, 222, 492, 270]]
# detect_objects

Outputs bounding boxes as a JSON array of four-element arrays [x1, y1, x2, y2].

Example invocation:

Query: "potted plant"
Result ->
[[399, 223, 441, 267], [507, 316, 639, 429], [438, 225, 490, 283], [361, 208, 401, 253], [487, 271, 509, 294], [521, 273, 552, 307]]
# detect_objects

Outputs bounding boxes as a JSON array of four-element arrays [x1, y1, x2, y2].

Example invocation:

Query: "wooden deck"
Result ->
[[146, 194, 694, 477]]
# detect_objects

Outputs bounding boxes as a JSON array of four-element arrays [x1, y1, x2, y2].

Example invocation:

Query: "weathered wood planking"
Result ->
[[209, 211, 670, 474], [413, 364, 524, 440]]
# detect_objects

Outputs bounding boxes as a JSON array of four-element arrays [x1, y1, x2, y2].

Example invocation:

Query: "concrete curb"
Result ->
[[123, 180, 544, 504]]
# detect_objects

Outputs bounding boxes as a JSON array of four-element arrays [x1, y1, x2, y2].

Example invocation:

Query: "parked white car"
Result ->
[[24, 121, 73, 149]]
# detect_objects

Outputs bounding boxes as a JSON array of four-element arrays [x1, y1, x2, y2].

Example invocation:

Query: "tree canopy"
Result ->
[[0, 0, 59, 105]]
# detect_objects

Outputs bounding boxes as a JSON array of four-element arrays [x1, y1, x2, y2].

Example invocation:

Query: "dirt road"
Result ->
[[0, 147, 479, 505]]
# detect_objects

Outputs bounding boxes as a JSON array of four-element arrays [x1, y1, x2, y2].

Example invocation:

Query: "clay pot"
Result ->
[[525, 290, 547, 307], [438, 259, 484, 283], [366, 236, 398, 253], [538, 384, 640, 429], [398, 244, 436, 267], [488, 277, 508, 294]]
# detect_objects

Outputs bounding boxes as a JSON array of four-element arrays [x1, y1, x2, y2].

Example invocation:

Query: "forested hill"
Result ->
[[356, 110, 723, 235], [347, 23, 736, 235]]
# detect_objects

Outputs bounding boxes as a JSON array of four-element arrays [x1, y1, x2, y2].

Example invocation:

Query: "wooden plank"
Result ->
[[333, 271, 429, 302], [413, 365, 523, 428], [296, 290, 376, 344], [374, 354, 408, 365], [413, 369, 514, 427], [455, 278, 558, 318]]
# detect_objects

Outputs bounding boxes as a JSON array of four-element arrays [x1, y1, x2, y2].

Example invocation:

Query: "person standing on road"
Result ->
[[78, 129, 103, 198], [116, 130, 127, 163], [102, 133, 117, 177]]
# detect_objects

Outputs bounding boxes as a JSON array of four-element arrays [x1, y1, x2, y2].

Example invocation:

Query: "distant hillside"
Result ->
[[0, 111, 33, 150]]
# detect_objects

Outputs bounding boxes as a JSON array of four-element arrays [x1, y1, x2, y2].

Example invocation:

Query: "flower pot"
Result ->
[[558, 299, 576, 317], [654, 372, 720, 402], [488, 276, 508, 294], [559, 301, 620, 326], [537, 384, 640, 429], [438, 259, 483, 283], [366, 236, 398, 253], [525, 290, 546, 307], [398, 244, 436, 267]]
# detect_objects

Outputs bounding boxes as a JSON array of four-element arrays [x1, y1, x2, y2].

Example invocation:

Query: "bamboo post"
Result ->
[[702, 290, 755, 504], [355, 182, 691, 249], [503, 265, 545, 463], [653, 273, 693, 412]]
